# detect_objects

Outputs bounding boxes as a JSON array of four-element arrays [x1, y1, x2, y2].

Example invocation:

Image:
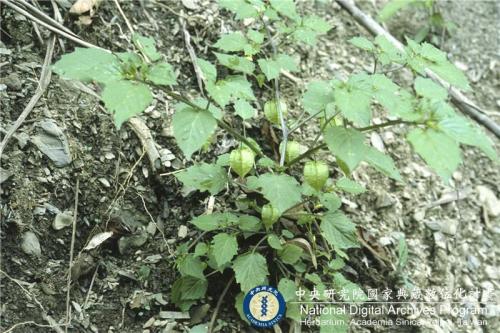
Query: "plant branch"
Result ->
[[335, 0, 500, 138]]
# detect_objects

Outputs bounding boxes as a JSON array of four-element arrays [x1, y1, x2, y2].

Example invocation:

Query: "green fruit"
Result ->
[[303, 161, 329, 191], [261, 204, 280, 229], [229, 147, 255, 178], [280, 141, 301, 163], [264, 100, 288, 125]]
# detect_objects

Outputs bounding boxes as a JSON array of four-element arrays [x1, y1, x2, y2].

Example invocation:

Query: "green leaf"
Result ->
[[53, 48, 121, 84], [147, 62, 176, 86], [303, 15, 331, 34], [132, 33, 161, 61], [212, 233, 238, 267], [248, 173, 302, 214], [364, 148, 403, 181], [214, 52, 255, 74], [190, 213, 238, 231], [214, 32, 248, 52], [172, 104, 217, 158], [233, 99, 256, 119], [175, 163, 228, 195], [349, 36, 374, 51], [258, 54, 298, 81], [238, 215, 262, 232], [232, 252, 269, 292], [178, 254, 206, 279], [414, 77, 447, 100], [270, 0, 298, 20], [267, 234, 283, 250], [101, 80, 152, 127], [332, 273, 368, 303], [397, 237, 409, 269], [324, 127, 369, 172], [206, 75, 255, 107], [278, 244, 303, 264], [407, 128, 461, 181], [333, 75, 372, 126], [319, 307, 349, 333], [319, 192, 342, 212], [302, 80, 334, 114], [375, 35, 406, 64], [194, 243, 208, 257], [247, 29, 265, 44], [171, 276, 207, 302], [336, 177, 366, 195], [278, 278, 296, 302], [218, 0, 262, 19], [320, 211, 359, 250], [378, 0, 416, 22], [437, 113, 498, 161], [196, 58, 217, 83]]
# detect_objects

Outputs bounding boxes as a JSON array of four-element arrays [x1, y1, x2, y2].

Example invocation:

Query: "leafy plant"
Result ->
[[378, 0, 456, 43], [52, 0, 496, 330]]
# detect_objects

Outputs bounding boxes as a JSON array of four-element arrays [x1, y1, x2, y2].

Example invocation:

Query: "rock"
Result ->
[[2, 73, 22, 90], [466, 255, 480, 271], [32, 120, 72, 167], [158, 311, 190, 319], [182, 0, 198, 10], [484, 265, 499, 280], [433, 232, 447, 249], [53, 211, 73, 230], [413, 209, 426, 222], [375, 192, 394, 209], [21, 231, 41, 257], [178, 225, 188, 239], [98, 178, 111, 188], [441, 220, 458, 235], [118, 232, 148, 255], [0, 167, 12, 184], [424, 220, 441, 231], [476, 185, 500, 217], [370, 132, 385, 152]]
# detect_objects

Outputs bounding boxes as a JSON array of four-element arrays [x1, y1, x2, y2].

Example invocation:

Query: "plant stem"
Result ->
[[252, 235, 269, 254]]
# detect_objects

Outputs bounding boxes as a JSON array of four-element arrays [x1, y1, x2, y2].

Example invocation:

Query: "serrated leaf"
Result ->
[[278, 278, 296, 302], [414, 77, 447, 100], [319, 192, 342, 212], [101, 80, 152, 128], [214, 32, 248, 52], [364, 148, 403, 181], [194, 243, 208, 257], [190, 212, 238, 231], [238, 215, 262, 232], [333, 74, 374, 126], [278, 244, 303, 264], [196, 58, 217, 83], [302, 80, 334, 114], [172, 104, 217, 158], [320, 211, 359, 250], [214, 52, 255, 74], [332, 273, 367, 303], [218, 0, 262, 20], [53, 47, 121, 84], [293, 28, 320, 46], [397, 237, 408, 269], [247, 29, 264, 44], [206, 75, 255, 107], [270, 0, 298, 20], [303, 15, 331, 34], [248, 173, 302, 214], [324, 127, 369, 172], [132, 33, 161, 61], [349, 37, 374, 51], [171, 276, 207, 302], [438, 113, 498, 161], [175, 163, 228, 195], [427, 60, 469, 90], [212, 233, 238, 267], [407, 128, 461, 181], [336, 177, 366, 195], [147, 62, 176, 86], [233, 99, 256, 119], [232, 252, 269, 292], [375, 35, 406, 64], [178, 254, 206, 279], [258, 54, 298, 81]]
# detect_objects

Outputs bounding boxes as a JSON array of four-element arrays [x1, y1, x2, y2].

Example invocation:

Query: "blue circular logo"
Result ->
[[243, 285, 286, 328]]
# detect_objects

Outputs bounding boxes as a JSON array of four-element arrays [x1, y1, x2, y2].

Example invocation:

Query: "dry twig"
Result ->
[[65, 179, 80, 332]]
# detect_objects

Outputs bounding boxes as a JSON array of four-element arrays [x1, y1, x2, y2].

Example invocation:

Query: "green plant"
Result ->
[[52, 0, 496, 330], [378, 0, 456, 43]]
